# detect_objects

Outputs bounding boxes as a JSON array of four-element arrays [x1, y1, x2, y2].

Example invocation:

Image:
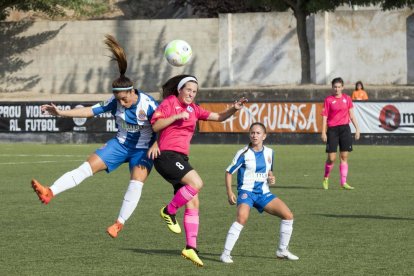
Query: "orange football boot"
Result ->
[[107, 220, 124, 238], [31, 179, 53, 205]]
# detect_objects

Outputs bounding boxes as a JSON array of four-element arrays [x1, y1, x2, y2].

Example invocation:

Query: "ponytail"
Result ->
[[104, 34, 133, 91], [240, 142, 253, 156]]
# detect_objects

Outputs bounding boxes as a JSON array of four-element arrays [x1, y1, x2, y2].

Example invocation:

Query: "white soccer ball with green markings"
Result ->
[[164, 40, 192, 67]]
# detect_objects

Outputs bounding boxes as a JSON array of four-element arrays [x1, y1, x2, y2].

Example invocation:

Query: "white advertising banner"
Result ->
[[353, 102, 414, 133]]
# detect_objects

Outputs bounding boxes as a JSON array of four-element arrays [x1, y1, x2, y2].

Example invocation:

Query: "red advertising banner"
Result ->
[[199, 102, 324, 133]]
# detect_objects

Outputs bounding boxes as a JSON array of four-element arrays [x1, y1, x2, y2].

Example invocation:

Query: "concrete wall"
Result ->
[[0, 19, 219, 94], [219, 9, 414, 86], [218, 12, 302, 86], [314, 10, 413, 85], [1, 9, 414, 97]]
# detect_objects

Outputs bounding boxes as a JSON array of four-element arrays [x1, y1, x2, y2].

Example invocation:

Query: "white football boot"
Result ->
[[276, 249, 299, 261], [220, 253, 234, 263]]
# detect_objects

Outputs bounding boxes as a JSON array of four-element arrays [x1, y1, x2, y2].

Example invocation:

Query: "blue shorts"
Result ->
[[237, 190, 276, 213], [95, 138, 153, 173]]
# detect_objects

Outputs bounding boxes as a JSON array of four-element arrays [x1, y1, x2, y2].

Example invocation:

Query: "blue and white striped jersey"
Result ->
[[226, 146, 274, 194], [91, 90, 158, 149]]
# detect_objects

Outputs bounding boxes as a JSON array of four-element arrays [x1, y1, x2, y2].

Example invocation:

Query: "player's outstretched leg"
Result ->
[[106, 220, 124, 238], [181, 247, 204, 267], [31, 179, 53, 205], [160, 206, 181, 234]]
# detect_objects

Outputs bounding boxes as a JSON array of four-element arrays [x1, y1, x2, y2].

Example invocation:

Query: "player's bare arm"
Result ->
[[208, 97, 248, 122], [225, 172, 236, 205], [349, 108, 360, 140], [321, 116, 328, 142], [152, 111, 189, 132], [41, 103, 94, 118], [268, 171, 276, 185]]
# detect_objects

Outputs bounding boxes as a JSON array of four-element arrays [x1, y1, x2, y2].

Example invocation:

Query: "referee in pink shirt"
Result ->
[[150, 74, 247, 266], [321, 77, 361, 190]]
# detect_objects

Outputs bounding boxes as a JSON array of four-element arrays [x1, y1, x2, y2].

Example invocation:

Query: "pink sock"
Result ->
[[184, 208, 199, 249], [340, 163, 348, 185], [167, 185, 198, 215], [324, 162, 334, 178]]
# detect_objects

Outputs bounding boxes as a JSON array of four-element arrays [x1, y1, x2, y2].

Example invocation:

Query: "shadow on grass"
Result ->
[[202, 252, 276, 262], [271, 185, 320, 190], [123, 248, 181, 256], [314, 214, 414, 221], [123, 248, 276, 262]]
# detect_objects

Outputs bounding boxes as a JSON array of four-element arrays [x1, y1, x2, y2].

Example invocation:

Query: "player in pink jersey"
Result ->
[[150, 74, 247, 266], [321, 77, 360, 190]]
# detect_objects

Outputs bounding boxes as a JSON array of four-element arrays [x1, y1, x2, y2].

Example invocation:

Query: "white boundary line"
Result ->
[[0, 160, 84, 165], [0, 154, 87, 157]]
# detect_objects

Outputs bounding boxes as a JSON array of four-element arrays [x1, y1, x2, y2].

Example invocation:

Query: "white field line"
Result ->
[[0, 159, 84, 165], [0, 154, 86, 157]]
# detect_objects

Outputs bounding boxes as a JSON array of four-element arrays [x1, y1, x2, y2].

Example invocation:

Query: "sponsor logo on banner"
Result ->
[[73, 105, 87, 131], [379, 105, 400, 131], [353, 102, 414, 133], [199, 102, 323, 133]]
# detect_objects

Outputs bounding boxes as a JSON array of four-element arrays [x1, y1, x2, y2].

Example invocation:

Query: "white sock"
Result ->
[[117, 180, 144, 224], [50, 162, 93, 196], [223, 221, 244, 255], [278, 219, 293, 251]]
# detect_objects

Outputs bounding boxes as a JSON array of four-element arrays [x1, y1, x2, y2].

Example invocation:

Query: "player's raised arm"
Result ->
[[41, 103, 94, 118], [207, 97, 248, 122]]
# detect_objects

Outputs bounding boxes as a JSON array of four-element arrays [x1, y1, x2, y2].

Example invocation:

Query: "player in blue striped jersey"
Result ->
[[220, 122, 299, 263], [31, 34, 159, 239]]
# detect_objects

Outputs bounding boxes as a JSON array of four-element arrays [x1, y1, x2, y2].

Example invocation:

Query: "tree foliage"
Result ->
[[0, 0, 108, 20], [172, 0, 268, 17], [173, 0, 414, 17]]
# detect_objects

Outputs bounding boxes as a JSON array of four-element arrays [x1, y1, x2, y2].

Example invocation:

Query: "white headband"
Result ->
[[112, 86, 133, 91], [177, 77, 197, 91]]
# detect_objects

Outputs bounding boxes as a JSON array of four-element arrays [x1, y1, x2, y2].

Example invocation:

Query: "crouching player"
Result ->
[[220, 122, 299, 263]]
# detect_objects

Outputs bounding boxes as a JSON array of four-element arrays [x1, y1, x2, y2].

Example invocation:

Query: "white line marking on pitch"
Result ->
[[0, 154, 87, 157], [0, 160, 84, 165]]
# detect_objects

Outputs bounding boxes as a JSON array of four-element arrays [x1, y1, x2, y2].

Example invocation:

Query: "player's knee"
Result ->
[[283, 211, 294, 220], [236, 217, 248, 225], [236, 213, 249, 225], [191, 179, 203, 190]]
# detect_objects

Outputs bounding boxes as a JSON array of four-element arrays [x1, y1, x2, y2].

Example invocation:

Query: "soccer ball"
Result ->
[[164, 40, 192, 67]]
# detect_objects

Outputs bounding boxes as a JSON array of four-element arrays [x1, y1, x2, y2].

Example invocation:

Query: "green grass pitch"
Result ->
[[0, 144, 413, 275]]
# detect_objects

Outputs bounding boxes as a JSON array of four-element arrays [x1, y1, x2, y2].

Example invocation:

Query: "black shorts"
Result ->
[[326, 124, 353, 153], [154, 150, 194, 193]]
